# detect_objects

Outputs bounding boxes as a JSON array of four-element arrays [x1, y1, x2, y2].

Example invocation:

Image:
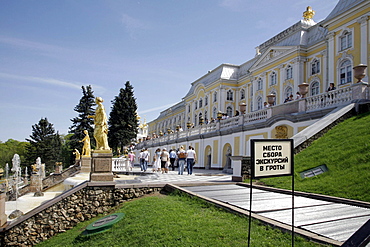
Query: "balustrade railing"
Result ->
[[112, 158, 129, 172], [135, 85, 368, 149]]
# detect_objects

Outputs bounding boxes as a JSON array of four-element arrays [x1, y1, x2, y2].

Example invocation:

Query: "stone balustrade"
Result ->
[[135, 84, 369, 150]]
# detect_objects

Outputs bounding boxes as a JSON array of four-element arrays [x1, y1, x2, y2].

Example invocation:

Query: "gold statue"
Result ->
[[73, 149, 81, 160], [303, 6, 315, 21], [88, 97, 110, 150], [80, 130, 91, 157]]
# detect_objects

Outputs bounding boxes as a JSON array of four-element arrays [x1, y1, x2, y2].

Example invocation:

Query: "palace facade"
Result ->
[[135, 0, 369, 170]]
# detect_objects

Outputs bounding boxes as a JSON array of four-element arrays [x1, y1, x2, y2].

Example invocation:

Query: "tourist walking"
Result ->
[[186, 146, 197, 175], [128, 151, 135, 171], [177, 146, 186, 175], [152, 148, 161, 172], [160, 148, 170, 173], [169, 149, 177, 171], [142, 148, 150, 172], [139, 149, 145, 171]]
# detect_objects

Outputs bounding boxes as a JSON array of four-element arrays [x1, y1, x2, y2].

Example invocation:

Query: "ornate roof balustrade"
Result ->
[[135, 83, 369, 150]]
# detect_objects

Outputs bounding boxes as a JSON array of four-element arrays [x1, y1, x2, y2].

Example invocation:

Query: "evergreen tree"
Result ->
[[69, 85, 95, 156], [108, 81, 138, 154], [26, 118, 62, 174]]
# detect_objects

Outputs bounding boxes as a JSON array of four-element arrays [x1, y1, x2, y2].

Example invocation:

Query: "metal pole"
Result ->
[[248, 176, 253, 247]]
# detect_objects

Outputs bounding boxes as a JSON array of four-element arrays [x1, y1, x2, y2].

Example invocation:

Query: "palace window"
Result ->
[[286, 65, 293, 80], [188, 105, 190, 113], [213, 92, 217, 102], [240, 89, 245, 100], [340, 31, 352, 51], [270, 72, 277, 85], [204, 111, 208, 122], [257, 78, 263, 90], [194, 101, 198, 110], [194, 114, 197, 126], [311, 59, 320, 75], [226, 106, 233, 117], [199, 98, 203, 108], [284, 87, 293, 99], [311, 81, 320, 95], [205, 96, 208, 106], [213, 107, 217, 119], [257, 96, 263, 110], [227, 90, 233, 101], [339, 60, 352, 85]]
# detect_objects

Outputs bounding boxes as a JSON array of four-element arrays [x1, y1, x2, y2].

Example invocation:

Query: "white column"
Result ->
[[326, 32, 335, 85], [358, 15, 369, 82]]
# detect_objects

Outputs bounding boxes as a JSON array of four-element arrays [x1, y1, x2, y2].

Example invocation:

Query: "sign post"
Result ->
[[248, 139, 294, 246]]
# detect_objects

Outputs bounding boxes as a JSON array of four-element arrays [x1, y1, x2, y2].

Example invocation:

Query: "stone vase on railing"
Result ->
[[298, 82, 309, 98], [353, 64, 367, 83], [267, 94, 276, 106]]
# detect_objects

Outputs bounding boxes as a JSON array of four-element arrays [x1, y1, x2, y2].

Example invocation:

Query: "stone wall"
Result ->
[[0, 182, 164, 246]]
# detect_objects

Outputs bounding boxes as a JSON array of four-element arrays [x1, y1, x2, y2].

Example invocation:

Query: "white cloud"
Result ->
[[121, 13, 149, 38], [138, 102, 179, 115], [0, 72, 83, 90]]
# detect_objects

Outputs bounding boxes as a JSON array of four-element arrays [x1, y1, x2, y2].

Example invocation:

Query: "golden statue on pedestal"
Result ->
[[303, 6, 315, 21], [80, 130, 91, 157], [88, 97, 111, 151]]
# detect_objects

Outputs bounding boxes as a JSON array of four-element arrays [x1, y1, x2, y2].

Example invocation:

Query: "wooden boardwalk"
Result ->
[[184, 184, 370, 244]]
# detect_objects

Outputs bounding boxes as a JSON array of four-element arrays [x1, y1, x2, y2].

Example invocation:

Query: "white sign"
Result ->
[[251, 139, 293, 179]]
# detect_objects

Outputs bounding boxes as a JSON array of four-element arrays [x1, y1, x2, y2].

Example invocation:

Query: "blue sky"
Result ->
[[0, 0, 337, 142]]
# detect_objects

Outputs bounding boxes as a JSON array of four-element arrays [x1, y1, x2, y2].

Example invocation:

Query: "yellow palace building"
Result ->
[[135, 0, 369, 171]]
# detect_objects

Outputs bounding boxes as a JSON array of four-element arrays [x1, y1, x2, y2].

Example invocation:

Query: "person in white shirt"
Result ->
[[142, 148, 150, 172], [186, 146, 197, 175]]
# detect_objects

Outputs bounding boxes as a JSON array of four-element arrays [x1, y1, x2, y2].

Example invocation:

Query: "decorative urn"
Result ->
[[298, 82, 309, 98], [353, 64, 367, 83]]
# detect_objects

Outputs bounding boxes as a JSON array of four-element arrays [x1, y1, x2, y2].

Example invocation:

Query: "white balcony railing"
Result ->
[[112, 158, 130, 172]]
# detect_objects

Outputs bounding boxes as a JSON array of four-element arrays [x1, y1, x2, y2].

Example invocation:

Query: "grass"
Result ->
[[260, 111, 370, 202], [37, 191, 327, 247]]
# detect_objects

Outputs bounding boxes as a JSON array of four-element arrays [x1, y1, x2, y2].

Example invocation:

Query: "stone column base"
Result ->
[[29, 174, 43, 193], [0, 192, 7, 227], [81, 157, 92, 173], [90, 151, 114, 182]]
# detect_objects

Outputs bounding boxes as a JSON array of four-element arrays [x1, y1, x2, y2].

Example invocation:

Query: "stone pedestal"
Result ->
[[90, 151, 114, 182], [29, 174, 43, 193], [0, 192, 7, 227], [230, 156, 251, 182], [80, 157, 92, 173]]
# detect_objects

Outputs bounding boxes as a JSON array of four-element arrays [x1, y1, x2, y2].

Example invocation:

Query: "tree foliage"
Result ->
[[26, 118, 62, 174], [0, 139, 28, 170], [69, 85, 95, 155], [108, 81, 138, 154]]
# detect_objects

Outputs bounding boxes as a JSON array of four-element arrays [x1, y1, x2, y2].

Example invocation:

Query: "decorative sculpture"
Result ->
[[89, 97, 110, 151], [73, 149, 81, 160], [80, 130, 91, 157]]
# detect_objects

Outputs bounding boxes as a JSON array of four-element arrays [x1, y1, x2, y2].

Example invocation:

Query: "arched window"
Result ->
[[311, 81, 320, 95], [284, 87, 293, 99], [257, 96, 263, 110], [270, 72, 277, 85], [227, 90, 233, 101], [213, 92, 217, 102], [226, 106, 233, 117], [213, 107, 217, 119], [240, 89, 245, 100], [339, 60, 352, 85], [205, 96, 208, 106], [257, 78, 263, 90], [199, 98, 203, 108], [340, 31, 352, 51], [311, 59, 320, 75], [204, 110, 208, 122], [286, 65, 293, 80]]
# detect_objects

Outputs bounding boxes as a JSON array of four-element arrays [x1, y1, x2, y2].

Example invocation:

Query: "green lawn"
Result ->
[[260, 111, 370, 202], [37, 192, 327, 247]]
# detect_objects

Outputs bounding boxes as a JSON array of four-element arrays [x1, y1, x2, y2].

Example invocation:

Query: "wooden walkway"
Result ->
[[184, 184, 370, 244]]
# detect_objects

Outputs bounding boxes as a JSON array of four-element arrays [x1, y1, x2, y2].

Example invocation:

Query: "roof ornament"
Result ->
[[303, 6, 315, 21]]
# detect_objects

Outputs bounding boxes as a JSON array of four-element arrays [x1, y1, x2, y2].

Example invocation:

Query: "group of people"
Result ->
[[136, 146, 197, 175]]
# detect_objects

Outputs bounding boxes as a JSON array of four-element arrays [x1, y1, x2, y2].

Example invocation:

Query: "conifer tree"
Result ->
[[108, 81, 138, 154], [26, 118, 62, 173], [69, 85, 95, 154]]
